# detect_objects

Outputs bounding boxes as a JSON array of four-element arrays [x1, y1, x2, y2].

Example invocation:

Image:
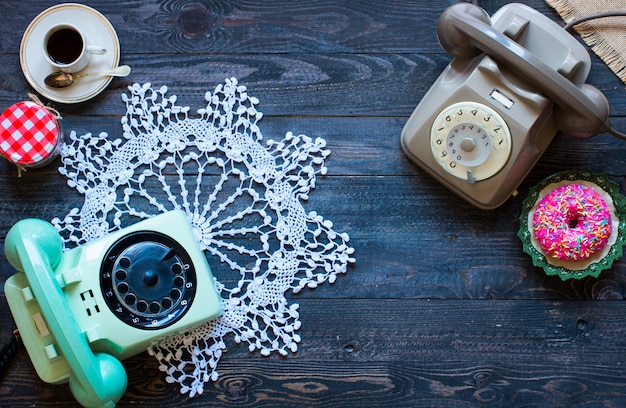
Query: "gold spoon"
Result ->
[[44, 65, 132, 88]]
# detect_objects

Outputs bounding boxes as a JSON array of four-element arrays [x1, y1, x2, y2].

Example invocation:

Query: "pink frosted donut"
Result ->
[[532, 183, 612, 261]]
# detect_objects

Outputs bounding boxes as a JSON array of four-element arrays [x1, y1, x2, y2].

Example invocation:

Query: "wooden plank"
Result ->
[[2, 54, 625, 117], [0, 115, 623, 179], [2, 297, 626, 407], [0, 52, 451, 115], [2, 0, 561, 54]]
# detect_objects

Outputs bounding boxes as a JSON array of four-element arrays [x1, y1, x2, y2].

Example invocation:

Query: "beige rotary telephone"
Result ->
[[401, 3, 614, 209]]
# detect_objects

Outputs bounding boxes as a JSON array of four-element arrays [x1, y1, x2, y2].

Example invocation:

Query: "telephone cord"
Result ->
[[0, 330, 21, 380], [563, 11, 626, 31]]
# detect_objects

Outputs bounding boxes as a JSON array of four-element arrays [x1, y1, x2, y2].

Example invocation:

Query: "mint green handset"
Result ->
[[4, 210, 223, 408], [5, 219, 127, 408]]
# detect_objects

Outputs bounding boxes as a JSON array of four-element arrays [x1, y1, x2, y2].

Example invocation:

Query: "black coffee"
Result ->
[[46, 28, 83, 64]]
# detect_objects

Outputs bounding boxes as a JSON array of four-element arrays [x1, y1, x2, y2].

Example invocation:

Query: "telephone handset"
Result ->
[[401, 2, 612, 209], [4, 219, 126, 408]]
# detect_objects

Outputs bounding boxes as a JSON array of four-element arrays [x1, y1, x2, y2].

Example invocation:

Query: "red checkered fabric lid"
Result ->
[[0, 101, 60, 166]]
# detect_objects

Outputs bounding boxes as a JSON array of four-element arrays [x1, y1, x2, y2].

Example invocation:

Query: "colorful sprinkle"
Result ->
[[532, 183, 612, 261]]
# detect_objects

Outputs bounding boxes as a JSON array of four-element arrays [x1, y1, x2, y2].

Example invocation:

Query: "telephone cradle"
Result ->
[[401, 3, 611, 209], [4, 210, 223, 407]]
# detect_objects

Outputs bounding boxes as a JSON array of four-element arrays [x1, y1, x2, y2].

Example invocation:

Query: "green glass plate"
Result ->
[[518, 171, 626, 280]]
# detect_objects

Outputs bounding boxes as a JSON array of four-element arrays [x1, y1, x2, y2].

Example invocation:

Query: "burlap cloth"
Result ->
[[546, 0, 626, 83]]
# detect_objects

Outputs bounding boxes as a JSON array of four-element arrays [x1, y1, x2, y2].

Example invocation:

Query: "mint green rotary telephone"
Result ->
[[4, 210, 222, 407]]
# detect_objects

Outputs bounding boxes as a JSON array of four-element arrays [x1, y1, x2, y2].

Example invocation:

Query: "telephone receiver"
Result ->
[[5, 219, 126, 408], [401, 2, 612, 209], [438, 2, 610, 139]]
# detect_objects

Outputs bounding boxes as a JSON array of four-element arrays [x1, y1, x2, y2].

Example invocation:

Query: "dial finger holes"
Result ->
[[170, 288, 182, 300], [161, 298, 173, 310], [117, 282, 129, 295], [124, 293, 136, 306], [430, 102, 512, 182], [118, 257, 131, 269], [100, 231, 198, 330], [136, 300, 148, 313], [174, 275, 185, 288], [172, 263, 183, 274], [149, 302, 161, 314]]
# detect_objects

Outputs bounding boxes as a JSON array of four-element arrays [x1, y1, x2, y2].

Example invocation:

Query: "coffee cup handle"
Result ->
[[86, 45, 106, 55]]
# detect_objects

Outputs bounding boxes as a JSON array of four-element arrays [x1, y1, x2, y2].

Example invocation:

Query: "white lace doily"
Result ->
[[51, 78, 355, 396]]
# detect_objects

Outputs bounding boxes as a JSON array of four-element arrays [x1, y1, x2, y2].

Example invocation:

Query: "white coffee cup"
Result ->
[[43, 24, 106, 73]]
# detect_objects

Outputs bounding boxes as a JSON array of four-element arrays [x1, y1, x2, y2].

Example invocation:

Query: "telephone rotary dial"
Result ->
[[431, 101, 512, 183], [401, 2, 612, 209]]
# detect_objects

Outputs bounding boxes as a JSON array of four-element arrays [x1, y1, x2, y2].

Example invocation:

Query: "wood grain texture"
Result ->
[[2, 55, 626, 117], [0, 0, 559, 54], [3, 298, 626, 407], [1, 0, 626, 406]]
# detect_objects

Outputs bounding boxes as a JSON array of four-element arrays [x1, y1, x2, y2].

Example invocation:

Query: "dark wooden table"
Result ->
[[1, 0, 626, 406]]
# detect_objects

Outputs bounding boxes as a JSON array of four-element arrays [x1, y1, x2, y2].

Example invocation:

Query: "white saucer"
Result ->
[[20, 3, 120, 104]]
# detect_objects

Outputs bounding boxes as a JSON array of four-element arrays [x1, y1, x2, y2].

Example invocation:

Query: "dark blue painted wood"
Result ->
[[1, 1, 625, 406]]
